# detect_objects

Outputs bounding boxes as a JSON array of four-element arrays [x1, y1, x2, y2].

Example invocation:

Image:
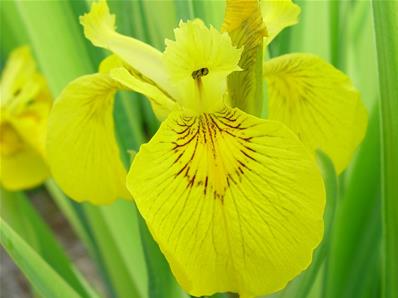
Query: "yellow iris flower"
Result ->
[[0, 47, 52, 190], [47, 0, 364, 297]]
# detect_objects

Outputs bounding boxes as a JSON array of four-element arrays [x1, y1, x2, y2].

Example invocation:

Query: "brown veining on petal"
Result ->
[[171, 107, 259, 202]]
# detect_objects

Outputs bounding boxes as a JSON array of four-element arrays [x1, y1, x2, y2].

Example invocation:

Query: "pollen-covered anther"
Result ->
[[191, 67, 209, 80]]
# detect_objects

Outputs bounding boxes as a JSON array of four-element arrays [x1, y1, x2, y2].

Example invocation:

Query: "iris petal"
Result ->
[[0, 46, 36, 105], [127, 106, 325, 297], [0, 46, 52, 190], [164, 19, 242, 112], [264, 53, 368, 173], [222, 0, 267, 115], [0, 124, 49, 190], [47, 73, 130, 204], [80, 0, 175, 97], [110, 67, 176, 121], [261, 0, 301, 45]]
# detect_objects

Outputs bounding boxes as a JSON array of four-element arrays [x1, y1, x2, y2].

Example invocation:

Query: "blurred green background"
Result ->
[[0, 1, 396, 298]]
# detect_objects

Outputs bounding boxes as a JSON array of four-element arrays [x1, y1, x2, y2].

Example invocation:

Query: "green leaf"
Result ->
[[373, 2, 398, 298], [328, 0, 346, 69], [45, 180, 94, 255], [16, 0, 94, 93], [83, 201, 147, 298], [0, 218, 81, 298], [0, 0, 28, 61], [136, 213, 186, 298], [292, 151, 338, 298], [0, 189, 99, 298], [324, 106, 381, 298]]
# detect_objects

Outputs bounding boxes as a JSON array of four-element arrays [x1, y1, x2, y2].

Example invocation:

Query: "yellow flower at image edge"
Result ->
[[0, 47, 52, 190], [48, 1, 325, 296]]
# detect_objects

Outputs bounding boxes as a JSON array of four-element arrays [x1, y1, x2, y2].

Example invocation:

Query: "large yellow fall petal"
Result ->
[[127, 106, 325, 297], [261, 0, 301, 45], [264, 53, 368, 173], [80, 0, 175, 97], [46, 73, 130, 204]]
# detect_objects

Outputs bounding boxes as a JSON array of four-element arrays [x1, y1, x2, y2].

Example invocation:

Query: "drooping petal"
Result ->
[[10, 103, 50, 158], [109, 67, 176, 121], [0, 46, 52, 191], [264, 53, 368, 173], [80, 0, 175, 97], [164, 19, 242, 113], [127, 106, 325, 297], [261, 0, 301, 45], [0, 148, 49, 191], [222, 0, 267, 115], [0, 122, 49, 190], [46, 73, 130, 204], [1, 50, 52, 157]]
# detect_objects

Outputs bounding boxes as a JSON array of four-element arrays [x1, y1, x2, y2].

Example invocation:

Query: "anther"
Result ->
[[192, 67, 209, 79]]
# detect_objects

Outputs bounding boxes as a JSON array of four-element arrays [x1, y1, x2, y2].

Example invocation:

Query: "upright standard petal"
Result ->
[[164, 19, 242, 113], [127, 107, 325, 297], [222, 0, 267, 115], [80, 0, 175, 97], [264, 53, 368, 173], [261, 0, 301, 45], [47, 74, 130, 204]]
